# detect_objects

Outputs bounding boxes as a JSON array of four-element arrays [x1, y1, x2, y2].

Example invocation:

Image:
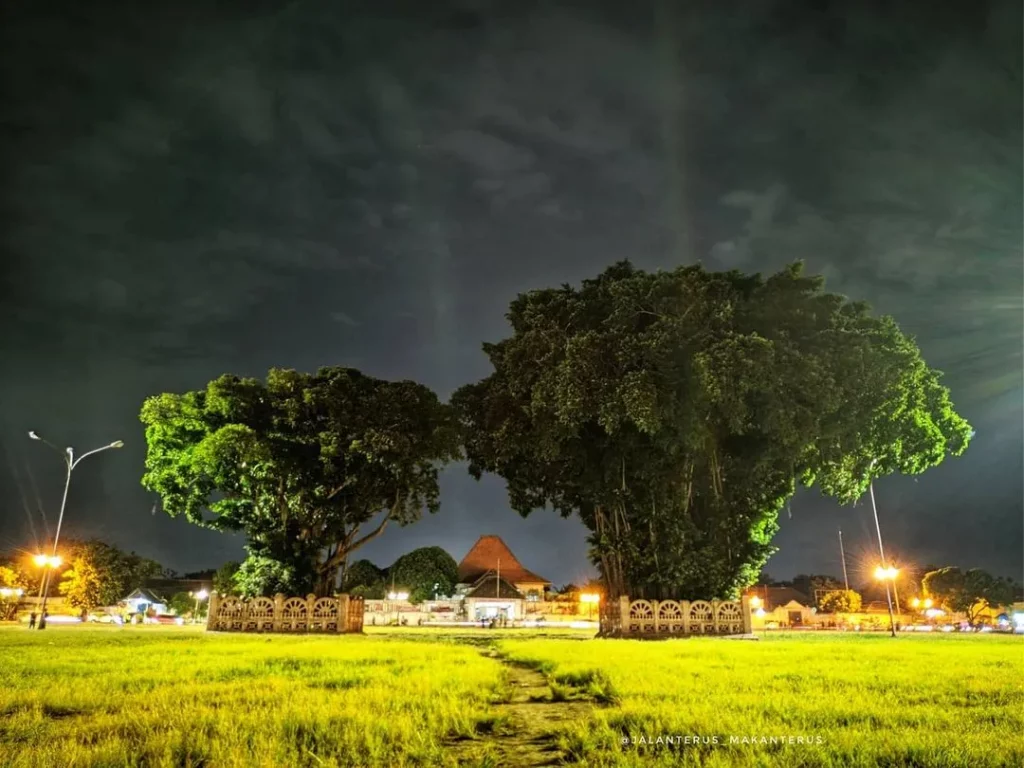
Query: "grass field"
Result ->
[[498, 632, 1024, 767], [0, 626, 1021, 767]]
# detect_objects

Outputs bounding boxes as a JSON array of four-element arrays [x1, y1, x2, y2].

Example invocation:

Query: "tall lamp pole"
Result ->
[[867, 475, 897, 638], [838, 529, 850, 592], [28, 431, 123, 629]]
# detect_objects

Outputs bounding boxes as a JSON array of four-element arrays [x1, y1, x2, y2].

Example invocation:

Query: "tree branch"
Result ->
[[325, 480, 350, 500]]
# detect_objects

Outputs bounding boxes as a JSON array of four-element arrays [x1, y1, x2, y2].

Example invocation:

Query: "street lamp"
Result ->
[[191, 589, 209, 624], [29, 431, 123, 629], [866, 459, 897, 638], [580, 592, 600, 621]]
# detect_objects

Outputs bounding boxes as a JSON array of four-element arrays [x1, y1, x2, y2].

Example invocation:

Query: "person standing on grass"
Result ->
[[28, 611, 36, 629]]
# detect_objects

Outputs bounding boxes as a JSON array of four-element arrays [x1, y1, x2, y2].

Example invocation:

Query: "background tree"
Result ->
[[818, 589, 862, 614], [789, 574, 844, 607], [342, 559, 385, 595], [213, 561, 242, 596], [0, 565, 26, 620], [168, 591, 195, 617], [58, 540, 162, 609], [922, 567, 1016, 625], [59, 555, 104, 611], [455, 262, 973, 601], [140, 367, 461, 596], [388, 547, 459, 603]]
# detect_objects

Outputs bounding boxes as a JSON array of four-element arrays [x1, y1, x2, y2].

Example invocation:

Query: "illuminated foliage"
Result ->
[[388, 547, 459, 603], [818, 590, 862, 614], [140, 367, 461, 596], [57, 540, 162, 610], [455, 262, 973, 600], [922, 567, 1016, 625]]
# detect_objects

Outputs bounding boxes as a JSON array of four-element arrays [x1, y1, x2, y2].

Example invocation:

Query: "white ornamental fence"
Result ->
[[600, 596, 752, 637], [206, 593, 364, 633]]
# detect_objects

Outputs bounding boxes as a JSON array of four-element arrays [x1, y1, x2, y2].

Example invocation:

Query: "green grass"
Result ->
[[0, 626, 505, 767], [497, 632, 1024, 767], [1, 627, 1021, 767]]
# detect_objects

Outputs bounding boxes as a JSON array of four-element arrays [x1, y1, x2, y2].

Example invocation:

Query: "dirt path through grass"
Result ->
[[447, 649, 593, 767]]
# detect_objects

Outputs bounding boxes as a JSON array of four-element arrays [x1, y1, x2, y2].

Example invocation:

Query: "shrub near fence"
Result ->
[[600, 596, 752, 637], [207, 593, 364, 634]]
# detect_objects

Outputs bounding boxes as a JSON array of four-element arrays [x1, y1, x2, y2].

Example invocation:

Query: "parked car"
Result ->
[[148, 614, 185, 626]]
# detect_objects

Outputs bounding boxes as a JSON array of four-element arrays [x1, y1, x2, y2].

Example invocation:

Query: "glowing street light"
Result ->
[[874, 565, 902, 616], [190, 589, 209, 624], [579, 592, 600, 620], [33, 554, 61, 569], [749, 595, 762, 609], [29, 431, 124, 629]]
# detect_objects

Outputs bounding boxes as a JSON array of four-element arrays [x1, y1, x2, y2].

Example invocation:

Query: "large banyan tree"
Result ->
[[140, 367, 460, 596], [453, 262, 972, 600]]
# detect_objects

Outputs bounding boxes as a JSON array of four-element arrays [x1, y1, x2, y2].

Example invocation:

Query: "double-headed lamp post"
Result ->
[[28, 431, 123, 629]]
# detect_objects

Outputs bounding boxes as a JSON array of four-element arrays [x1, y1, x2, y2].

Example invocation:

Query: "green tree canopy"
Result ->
[[818, 589, 862, 614], [213, 561, 242, 596], [922, 567, 1016, 625], [57, 540, 162, 610], [141, 367, 461, 596], [168, 591, 195, 617], [342, 559, 385, 593], [789, 574, 845, 607], [388, 547, 458, 603], [454, 262, 973, 601], [0, 565, 27, 620]]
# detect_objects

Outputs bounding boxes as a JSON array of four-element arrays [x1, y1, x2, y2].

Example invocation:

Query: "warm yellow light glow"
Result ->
[[195, 589, 208, 601], [579, 593, 601, 604], [387, 592, 409, 601], [911, 598, 920, 608], [923, 598, 933, 609], [874, 566, 898, 581], [33, 553, 48, 567], [749, 596, 762, 608], [33, 554, 61, 568]]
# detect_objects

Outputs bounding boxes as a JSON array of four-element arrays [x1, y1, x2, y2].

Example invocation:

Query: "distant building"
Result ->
[[462, 571, 528, 621], [744, 586, 815, 627], [456, 535, 551, 600], [122, 588, 168, 615]]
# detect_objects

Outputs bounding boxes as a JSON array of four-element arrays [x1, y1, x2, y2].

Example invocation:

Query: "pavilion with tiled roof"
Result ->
[[456, 535, 551, 598]]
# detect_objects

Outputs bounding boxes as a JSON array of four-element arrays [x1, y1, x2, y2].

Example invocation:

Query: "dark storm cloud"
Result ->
[[1, 0, 1020, 582]]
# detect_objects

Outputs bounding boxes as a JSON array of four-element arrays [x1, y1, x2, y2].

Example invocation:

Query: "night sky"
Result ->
[[1, 0, 1021, 587]]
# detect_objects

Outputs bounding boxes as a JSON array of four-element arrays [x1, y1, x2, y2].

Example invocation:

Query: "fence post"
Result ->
[[206, 592, 220, 631], [682, 601, 690, 635], [337, 594, 349, 633], [653, 600, 660, 634], [273, 593, 284, 632], [618, 596, 630, 635], [741, 595, 753, 634], [306, 593, 317, 632]]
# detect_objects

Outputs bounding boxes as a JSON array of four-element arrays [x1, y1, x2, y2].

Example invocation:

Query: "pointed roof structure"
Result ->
[[465, 571, 524, 600], [457, 535, 550, 586]]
